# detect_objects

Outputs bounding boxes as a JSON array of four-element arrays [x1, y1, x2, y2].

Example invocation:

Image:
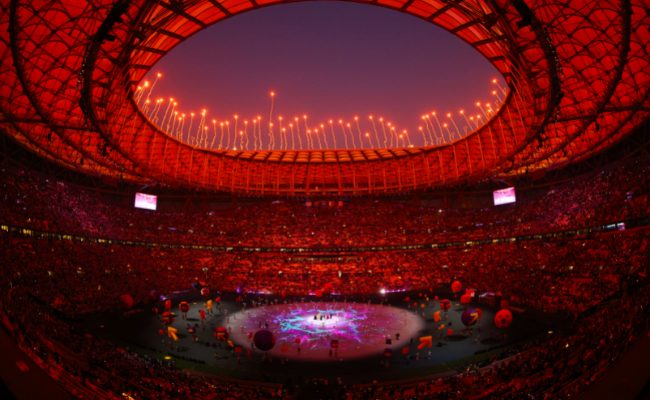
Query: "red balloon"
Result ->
[[200, 287, 210, 297], [460, 294, 472, 304], [494, 309, 513, 329], [179, 301, 190, 313], [119, 294, 134, 310], [164, 299, 172, 310], [440, 299, 451, 312], [451, 280, 462, 293]]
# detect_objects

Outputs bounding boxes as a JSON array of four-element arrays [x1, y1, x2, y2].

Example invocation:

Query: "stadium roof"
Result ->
[[0, 0, 648, 195]]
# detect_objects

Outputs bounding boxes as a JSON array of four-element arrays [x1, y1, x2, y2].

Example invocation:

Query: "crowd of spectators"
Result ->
[[1, 231, 647, 318], [348, 282, 650, 399], [222, 233, 648, 317], [1, 289, 283, 399], [0, 228, 647, 399], [1, 154, 648, 249], [0, 150, 648, 398]]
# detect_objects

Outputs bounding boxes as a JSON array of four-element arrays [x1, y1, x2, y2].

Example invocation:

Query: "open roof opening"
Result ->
[[137, 2, 506, 151]]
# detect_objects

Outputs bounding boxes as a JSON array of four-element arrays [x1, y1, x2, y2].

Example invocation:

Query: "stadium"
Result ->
[[0, 0, 649, 399]]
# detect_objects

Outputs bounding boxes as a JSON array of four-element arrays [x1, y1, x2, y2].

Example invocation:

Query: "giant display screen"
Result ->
[[493, 187, 516, 206], [134, 192, 157, 210]]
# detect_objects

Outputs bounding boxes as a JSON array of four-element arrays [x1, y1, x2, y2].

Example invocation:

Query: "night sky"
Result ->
[[142, 2, 504, 150]]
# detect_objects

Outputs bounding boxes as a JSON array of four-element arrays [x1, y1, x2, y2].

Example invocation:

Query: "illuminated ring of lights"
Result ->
[[3, 1, 647, 195], [227, 302, 425, 361]]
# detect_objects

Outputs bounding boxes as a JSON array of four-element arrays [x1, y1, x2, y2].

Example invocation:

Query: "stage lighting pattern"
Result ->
[[228, 302, 424, 361]]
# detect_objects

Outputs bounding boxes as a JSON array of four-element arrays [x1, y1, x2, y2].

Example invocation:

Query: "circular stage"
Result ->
[[87, 294, 549, 384], [227, 302, 425, 361]]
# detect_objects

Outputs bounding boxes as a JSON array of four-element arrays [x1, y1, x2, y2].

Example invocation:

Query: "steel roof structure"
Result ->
[[0, 0, 648, 195]]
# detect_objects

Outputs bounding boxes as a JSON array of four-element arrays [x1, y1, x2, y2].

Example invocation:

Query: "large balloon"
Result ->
[[451, 280, 462, 293], [119, 294, 134, 310], [253, 329, 275, 351], [494, 309, 513, 329], [179, 301, 190, 313], [461, 308, 482, 327], [440, 299, 451, 312]]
